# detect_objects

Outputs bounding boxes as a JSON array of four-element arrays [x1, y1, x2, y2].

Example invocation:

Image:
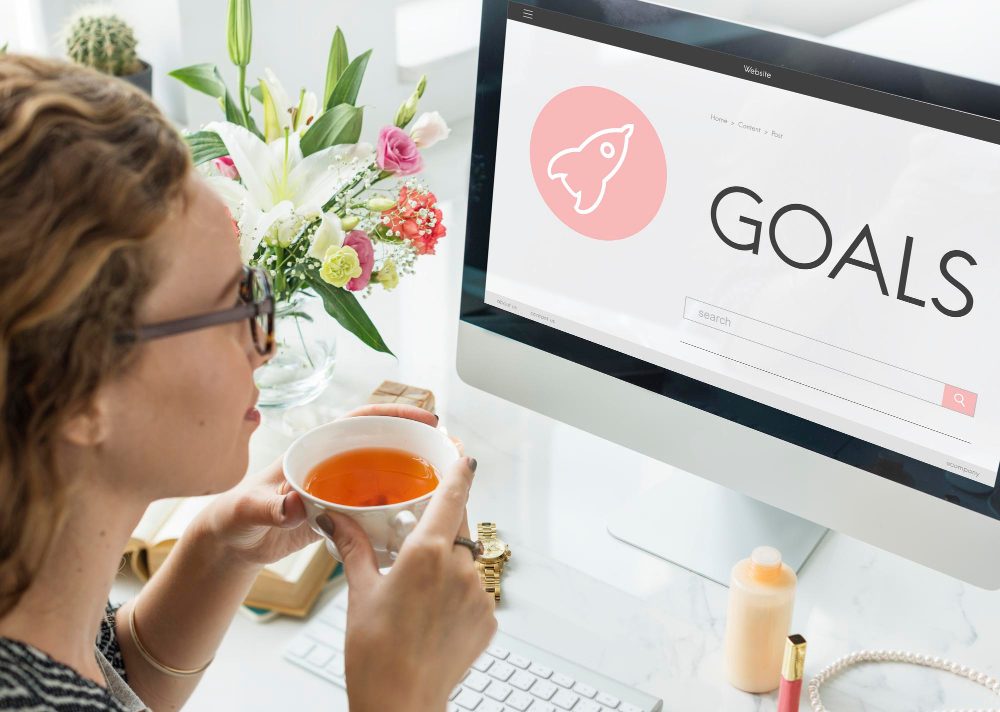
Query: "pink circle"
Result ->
[[530, 86, 667, 241]]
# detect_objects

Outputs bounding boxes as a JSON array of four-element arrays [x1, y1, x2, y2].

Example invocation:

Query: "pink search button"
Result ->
[[942, 385, 977, 416]]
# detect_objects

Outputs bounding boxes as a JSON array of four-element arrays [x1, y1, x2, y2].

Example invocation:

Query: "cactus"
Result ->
[[65, 13, 141, 77]]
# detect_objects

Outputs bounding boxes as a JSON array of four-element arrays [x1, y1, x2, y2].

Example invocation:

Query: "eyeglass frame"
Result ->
[[114, 265, 276, 356]]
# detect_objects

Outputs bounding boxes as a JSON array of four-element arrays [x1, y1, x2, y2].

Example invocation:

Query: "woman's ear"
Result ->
[[59, 393, 111, 447]]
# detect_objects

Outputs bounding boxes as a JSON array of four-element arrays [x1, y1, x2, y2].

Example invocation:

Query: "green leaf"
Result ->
[[300, 103, 364, 156], [170, 63, 261, 137], [324, 28, 349, 108], [185, 130, 228, 165], [326, 49, 371, 110], [304, 269, 394, 355], [169, 63, 226, 98], [250, 85, 263, 102]]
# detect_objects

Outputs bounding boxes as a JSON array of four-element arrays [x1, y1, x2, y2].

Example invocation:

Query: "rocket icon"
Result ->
[[546, 123, 634, 215]]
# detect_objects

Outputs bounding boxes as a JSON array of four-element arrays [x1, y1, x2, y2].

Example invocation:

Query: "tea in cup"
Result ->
[[283, 415, 460, 568]]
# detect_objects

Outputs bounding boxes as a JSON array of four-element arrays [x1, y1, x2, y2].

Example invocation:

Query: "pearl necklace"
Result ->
[[808, 649, 1000, 712]]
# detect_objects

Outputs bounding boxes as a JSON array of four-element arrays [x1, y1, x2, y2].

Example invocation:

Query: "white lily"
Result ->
[[205, 120, 373, 261], [259, 68, 319, 141]]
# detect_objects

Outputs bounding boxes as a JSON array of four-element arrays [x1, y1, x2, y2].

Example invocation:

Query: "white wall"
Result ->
[[10, 0, 921, 130]]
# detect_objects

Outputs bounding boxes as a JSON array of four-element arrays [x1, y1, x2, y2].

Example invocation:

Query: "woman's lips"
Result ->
[[245, 407, 261, 423]]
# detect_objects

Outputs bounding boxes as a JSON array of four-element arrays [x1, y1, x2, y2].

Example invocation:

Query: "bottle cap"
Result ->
[[749, 546, 782, 582]]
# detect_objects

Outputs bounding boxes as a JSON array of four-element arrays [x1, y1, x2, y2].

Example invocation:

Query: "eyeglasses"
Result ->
[[115, 266, 275, 356]]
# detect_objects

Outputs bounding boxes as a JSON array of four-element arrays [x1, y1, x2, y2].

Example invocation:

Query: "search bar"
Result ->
[[683, 297, 977, 417]]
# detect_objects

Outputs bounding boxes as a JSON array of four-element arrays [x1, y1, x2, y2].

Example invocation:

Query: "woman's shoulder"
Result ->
[[0, 602, 130, 712]]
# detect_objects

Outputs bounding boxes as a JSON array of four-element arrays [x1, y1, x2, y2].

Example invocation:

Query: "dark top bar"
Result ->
[[507, 1, 1000, 146]]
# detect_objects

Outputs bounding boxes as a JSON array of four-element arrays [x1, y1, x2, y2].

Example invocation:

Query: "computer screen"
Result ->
[[461, 0, 1000, 523]]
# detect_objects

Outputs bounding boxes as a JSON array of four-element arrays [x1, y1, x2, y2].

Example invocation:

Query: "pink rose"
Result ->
[[212, 155, 240, 180], [344, 230, 374, 291], [376, 126, 423, 176]]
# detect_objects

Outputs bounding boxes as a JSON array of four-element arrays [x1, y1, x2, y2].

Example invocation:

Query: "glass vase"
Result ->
[[254, 294, 337, 409]]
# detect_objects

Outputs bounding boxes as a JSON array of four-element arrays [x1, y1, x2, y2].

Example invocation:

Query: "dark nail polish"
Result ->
[[433, 413, 441, 425], [468, 458, 478, 473], [316, 514, 335, 537]]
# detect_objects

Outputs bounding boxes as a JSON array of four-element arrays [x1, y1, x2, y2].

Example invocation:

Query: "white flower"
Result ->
[[204, 120, 374, 260], [307, 212, 346, 261], [260, 68, 319, 139], [410, 111, 450, 149]]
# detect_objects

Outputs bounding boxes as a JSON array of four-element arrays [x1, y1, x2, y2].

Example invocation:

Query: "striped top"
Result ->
[[0, 602, 141, 711]]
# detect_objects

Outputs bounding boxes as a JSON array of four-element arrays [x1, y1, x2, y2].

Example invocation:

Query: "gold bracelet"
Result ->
[[127, 603, 213, 678]]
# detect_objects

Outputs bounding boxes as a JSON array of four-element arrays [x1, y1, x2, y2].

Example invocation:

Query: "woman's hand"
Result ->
[[195, 403, 440, 567], [318, 456, 497, 712]]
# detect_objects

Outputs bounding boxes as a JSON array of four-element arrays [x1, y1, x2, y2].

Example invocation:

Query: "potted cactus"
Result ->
[[64, 11, 151, 95]]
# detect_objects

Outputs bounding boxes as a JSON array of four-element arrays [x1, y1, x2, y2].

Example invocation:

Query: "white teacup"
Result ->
[[283, 415, 460, 568]]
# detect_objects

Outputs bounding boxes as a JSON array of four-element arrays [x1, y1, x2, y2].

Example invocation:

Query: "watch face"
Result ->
[[480, 540, 508, 561]]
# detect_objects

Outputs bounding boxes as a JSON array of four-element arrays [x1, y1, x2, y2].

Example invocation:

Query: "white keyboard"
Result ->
[[284, 586, 663, 712]]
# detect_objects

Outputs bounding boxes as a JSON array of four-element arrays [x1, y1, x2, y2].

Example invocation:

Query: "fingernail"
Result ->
[[433, 413, 440, 425], [468, 457, 478, 473], [316, 514, 335, 537]]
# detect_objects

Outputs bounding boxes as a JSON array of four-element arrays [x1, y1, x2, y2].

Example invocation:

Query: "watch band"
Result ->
[[477, 522, 503, 602]]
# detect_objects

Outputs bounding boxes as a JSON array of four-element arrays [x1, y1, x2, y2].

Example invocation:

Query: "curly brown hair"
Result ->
[[0, 54, 191, 618]]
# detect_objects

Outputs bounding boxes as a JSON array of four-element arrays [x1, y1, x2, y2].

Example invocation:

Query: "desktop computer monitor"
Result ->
[[457, 0, 1000, 589]]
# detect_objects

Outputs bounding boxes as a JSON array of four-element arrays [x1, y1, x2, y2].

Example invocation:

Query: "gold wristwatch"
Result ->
[[476, 522, 511, 602]]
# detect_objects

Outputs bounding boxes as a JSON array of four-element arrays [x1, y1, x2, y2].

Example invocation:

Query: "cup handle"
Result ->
[[389, 510, 419, 560]]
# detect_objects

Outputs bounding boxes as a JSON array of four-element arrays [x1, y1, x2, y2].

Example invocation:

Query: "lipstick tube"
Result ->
[[777, 634, 807, 712]]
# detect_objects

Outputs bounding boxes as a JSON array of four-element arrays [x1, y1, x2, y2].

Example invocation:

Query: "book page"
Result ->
[[264, 540, 324, 583], [149, 496, 216, 546], [131, 498, 185, 546]]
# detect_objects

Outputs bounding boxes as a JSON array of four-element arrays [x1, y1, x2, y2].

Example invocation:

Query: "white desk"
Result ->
[[113, 4, 1000, 708]]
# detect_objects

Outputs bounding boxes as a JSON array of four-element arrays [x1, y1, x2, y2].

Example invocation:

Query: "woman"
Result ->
[[0, 54, 496, 711]]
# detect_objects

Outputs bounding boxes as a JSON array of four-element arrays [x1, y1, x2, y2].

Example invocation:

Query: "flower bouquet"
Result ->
[[170, 0, 449, 403]]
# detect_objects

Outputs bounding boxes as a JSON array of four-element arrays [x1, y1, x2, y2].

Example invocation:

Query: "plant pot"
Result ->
[[121, 60, 152, 95]]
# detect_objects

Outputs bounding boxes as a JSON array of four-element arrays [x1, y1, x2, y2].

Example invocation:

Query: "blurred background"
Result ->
[[2, 0, 994, 136]]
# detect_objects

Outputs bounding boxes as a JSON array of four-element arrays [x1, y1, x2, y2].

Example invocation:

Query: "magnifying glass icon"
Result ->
[[954, 392, 967, 408]]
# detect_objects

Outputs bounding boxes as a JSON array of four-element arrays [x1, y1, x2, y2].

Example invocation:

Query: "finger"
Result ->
[[415, 457, 477, 540], [317, 512, 380, 592], [279, 492, 309, 528], [459, 508, 471, 540], [341, 403, 439, 427]]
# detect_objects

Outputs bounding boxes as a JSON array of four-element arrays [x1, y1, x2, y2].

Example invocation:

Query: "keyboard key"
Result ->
[[528, 703, 556, 712], [465, 671, 491, 692], [552, 673, 575, 688], [472, 654, 495, 673], [508, 653, 531, 669], [506, 691, 534, 710], [287, 638, 314, 658], [485, 681, 511, 701], [575, 700, 602, 712], [573, 683, 597, 698], [595, 692, 620, 708], [320, 605, 348, 630], [455, 689, 482, 709], [488, 645, 510, 660], [529, 663, 553, 679], [552, 689, 580, 710], [530, 680, 558, 700], [488, 661, 515, 681], [509, 670, 536, 691], [478, 701, 503, 712], [450, 685, 462, 700], [305, 645, 333, 667], [324, 654, 344, 677]]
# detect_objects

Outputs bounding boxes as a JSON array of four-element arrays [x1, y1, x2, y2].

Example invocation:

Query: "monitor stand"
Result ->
[[607, 468, 828, 586]]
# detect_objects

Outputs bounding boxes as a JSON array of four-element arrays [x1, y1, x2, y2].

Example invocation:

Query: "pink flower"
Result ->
[[376, 126, 423, 176], [343, 230, 374, 291], [212, 155, 240, 180]]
